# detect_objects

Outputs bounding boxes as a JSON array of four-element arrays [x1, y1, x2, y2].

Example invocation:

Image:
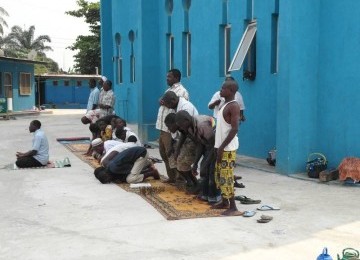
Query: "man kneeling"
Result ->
[[94, 146, 160, 184]]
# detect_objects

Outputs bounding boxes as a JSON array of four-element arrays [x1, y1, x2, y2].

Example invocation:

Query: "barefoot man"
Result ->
[[212, 79, 243, 216]]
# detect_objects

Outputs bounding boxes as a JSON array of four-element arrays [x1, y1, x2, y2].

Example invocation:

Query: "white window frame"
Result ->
[[224, 25, 231, 75], [229, 21, 257, 71]]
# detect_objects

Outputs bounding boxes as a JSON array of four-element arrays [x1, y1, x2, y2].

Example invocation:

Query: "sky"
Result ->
[[0, 0, 92, 71]]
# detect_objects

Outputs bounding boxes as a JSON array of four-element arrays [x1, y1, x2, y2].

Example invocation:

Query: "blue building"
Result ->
[[0, 56, 44, 112], [37, 75, 101, 109], [100, 0, 360, 174]]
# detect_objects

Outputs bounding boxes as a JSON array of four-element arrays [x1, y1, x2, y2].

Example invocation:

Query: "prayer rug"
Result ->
[[9, 158, 71, 170], [61, 140, 224, 220]]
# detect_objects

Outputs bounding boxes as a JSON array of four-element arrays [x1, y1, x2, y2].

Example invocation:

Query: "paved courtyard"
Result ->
[[0, 110, 359, 260]]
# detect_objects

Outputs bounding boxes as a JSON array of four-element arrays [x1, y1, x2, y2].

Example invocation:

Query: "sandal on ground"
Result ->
[[234, 195, 261, 204], [257, 205, 280, 211], [243, 211, 256, 217], [234, 181, 245, 188]]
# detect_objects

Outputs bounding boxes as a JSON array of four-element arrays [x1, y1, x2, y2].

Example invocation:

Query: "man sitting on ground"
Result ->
[[94, 146, 160, 184], [15, 120, 49, 168]]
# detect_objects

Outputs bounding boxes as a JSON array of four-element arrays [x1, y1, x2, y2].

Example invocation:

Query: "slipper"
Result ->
[[234, 181, 245, 188], [148, 156, 163, 163], [241, 198, 261, 204], [243, 211, 256, 217], [234, 196, 261, 204], [260, 215, 273, 221], [144, 144, 153, 149], [257, 205, 280, 211], [257, 218, 272, 223]]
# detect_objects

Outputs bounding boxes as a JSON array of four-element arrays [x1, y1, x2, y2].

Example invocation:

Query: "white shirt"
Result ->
[[100, 142, 137, 164], [155, 82, 189, 132], [104, 140, 122, 153], [32, 129, 49, 165], [125, 130, 142, 146], [208, 91, 245, 118], [176, 97, 199, 116]]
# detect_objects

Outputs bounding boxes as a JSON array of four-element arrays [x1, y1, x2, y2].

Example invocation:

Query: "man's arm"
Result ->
[[216, 103, 240, 162], [16, 150, 37, 158]]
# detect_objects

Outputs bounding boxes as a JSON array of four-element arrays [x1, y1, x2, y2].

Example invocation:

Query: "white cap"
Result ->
[[101, 76, 107, 82]]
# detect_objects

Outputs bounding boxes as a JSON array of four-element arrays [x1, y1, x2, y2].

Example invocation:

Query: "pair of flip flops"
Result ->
[[257, 205, 280, 211], [257, 215, 273, 223], [234, 195, 261, 204]]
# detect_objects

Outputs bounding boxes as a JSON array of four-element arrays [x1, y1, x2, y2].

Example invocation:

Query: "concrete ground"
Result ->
[[0, 110, 359, 260]]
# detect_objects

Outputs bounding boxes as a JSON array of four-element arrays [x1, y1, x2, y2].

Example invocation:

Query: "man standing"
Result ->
[[212, 80, 243, 216], [98, 80, 116, 117], [15, 120, 49, 168], [155, 69, 189, 183], [208, 76, 246, 121], [86, 78, 100, 112]]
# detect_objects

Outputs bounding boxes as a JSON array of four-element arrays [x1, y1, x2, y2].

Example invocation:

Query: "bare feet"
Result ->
[[211, 200, 229, 209], [221, 208, 244, 216]]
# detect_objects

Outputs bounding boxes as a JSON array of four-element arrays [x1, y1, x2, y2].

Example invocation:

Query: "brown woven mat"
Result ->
[[62, 142, 223, 220]]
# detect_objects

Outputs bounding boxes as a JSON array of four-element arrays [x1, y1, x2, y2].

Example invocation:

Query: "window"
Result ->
[[77, 81, 82, 86], [229, 21, 257, 72], [0, 73, 2, 96], [219, 24, 231, 76], [19, 73, 31, 95], [115, 33, 123, 84], [129, 30, 136, 83], [182, 32, 191, 77], [4, 73, 12, 98], [271, 14, 279, 74], [167, 34, 174, 70], [53, 80, 58, 86], [64, 80, 70, 86]]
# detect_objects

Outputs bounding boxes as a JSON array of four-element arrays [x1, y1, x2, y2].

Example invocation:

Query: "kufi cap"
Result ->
[[91, 138, 103, 147], [101, 76, 107, 81]]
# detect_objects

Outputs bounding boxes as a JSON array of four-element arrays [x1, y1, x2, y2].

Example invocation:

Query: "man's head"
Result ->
[[220, 80, 238, 99], [115, 127, 126, 141], [81, 116, 91, 124], [99, 76, 107, 88], [166, 69, 181, 86], [29, 120, 41, 133], [89, 123, 100, 134], [112, 117, 127, 130], [89, 78, 97, 88], [94, 166, 113, 184], [162, 91, 179, 109], [96, 120, 108, 131], [103, 80, 112, 91], [164, 113, 179, 133], [175, 110, 193, 133], [91, 138, 104, 154]]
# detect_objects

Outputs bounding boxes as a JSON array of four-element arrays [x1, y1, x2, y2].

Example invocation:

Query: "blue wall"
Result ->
[[101, 0, 360, 173], [0, 60, 35, 111], [44, 78, 90, 108]]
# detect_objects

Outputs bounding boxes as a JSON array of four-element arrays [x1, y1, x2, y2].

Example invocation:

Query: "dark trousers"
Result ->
[[200, 149, 221, 201], [16, 156, 43, 168], [159, 130, 177, 181]]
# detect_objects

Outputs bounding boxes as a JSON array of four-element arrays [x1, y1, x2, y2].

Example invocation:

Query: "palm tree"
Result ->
[[0, 7, 9, 35], [6, 25, 53, 58]]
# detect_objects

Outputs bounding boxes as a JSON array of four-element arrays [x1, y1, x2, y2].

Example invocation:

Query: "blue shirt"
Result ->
[[32, 129, 49, 165], [87, 87, 100, 112]]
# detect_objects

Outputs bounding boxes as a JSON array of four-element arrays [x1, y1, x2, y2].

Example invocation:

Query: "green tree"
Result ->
[[6, 25, 53, 58], [66, 0, 101, 74], [0, 7, 9, 35]]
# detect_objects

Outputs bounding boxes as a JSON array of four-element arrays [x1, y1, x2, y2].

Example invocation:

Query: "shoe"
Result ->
[[234, 181, 245, 188]]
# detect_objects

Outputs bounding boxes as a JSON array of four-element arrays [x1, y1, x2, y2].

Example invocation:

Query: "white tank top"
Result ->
[[214, 100, 239, 151]]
